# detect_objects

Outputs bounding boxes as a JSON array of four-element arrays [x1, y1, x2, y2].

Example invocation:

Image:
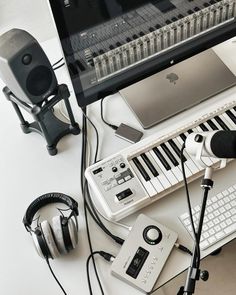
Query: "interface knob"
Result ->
[[143, 225, 162, 245]]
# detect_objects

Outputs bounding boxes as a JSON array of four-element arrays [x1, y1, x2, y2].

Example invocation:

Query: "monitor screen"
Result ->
[[48, 0, 236, 106]]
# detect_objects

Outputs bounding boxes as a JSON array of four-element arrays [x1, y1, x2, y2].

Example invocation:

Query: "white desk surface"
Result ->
[[0, 36, 236, 295]]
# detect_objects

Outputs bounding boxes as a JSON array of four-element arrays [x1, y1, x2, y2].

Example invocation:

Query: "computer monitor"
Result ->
[[48, 0, 236, 114]]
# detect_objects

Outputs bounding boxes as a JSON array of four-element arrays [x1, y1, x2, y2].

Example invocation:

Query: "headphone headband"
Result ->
[[23, 192, 78, 230]]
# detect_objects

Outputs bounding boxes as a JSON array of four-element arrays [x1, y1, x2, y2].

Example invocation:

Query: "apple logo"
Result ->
[[166, 73, 179, 84]]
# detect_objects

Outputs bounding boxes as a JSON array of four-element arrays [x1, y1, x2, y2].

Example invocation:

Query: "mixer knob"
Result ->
[[143, 225, 162, 245]]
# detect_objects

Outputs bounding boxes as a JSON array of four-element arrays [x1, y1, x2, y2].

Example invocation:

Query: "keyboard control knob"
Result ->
[[143, 226, 162, 245]]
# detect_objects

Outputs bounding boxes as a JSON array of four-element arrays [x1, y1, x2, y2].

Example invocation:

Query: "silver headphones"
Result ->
[[23, 192, 79, 259]]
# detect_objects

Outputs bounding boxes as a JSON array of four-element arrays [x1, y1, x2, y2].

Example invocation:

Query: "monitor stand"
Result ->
[[119, 49, 236, 129]]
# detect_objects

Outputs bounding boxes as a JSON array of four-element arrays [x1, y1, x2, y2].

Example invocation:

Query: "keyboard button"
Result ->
[[224, 223, 236, 234], [200, 240, 209, 249]]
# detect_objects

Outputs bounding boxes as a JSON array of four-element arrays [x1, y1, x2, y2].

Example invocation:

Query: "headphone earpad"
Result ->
[[32, 231, 46, 259], [41, 220, 60, 259], [52, 216, 68, 255], [67, 218, 78, 249]]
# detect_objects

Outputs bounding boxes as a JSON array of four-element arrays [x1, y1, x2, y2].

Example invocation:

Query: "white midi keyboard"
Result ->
[[85, 100, 236, 221], [179, 183, 236, 250]]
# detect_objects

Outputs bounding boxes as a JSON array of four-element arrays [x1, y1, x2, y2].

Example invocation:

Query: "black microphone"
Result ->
[[185, 130, 236, 158]]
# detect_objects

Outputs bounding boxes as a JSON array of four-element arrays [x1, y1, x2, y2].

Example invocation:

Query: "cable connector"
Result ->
[[175, 243, 193, 256], [99, 251, 115, 262], [114, 236, 124, 245]]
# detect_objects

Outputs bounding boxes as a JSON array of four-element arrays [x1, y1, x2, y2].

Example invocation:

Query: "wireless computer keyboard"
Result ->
[[179, 184, 236, 250]]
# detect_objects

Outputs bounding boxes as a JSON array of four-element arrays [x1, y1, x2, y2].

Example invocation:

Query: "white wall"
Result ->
[[0, 0, 56, 41]]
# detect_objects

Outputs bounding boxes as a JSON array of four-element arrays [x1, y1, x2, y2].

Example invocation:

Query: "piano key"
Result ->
[[168, 139, 187, 162], [138, 156, 164, 193], [149, 150, 179, 186], [141, 153, 159, 177], [234, 106, 236, 112], [210, 118, 223, 130], [129, 160, 157, 197], [226, 110, 236, 125], [206, 119, 218, 130], [179, 133, 187, 142], [231, 108, 236, 119], [165, 140, 192, 177], [153, 147, 171, 171], [199, 123, 209, 131], [160, 143, 179, 167], [174, 137, 201, 174], [187, 129, 194, 134], [220, 113, 236, 130], [146, 152, 171, 189], [214, 116, 230, 130], [132, 157, 150, 181]]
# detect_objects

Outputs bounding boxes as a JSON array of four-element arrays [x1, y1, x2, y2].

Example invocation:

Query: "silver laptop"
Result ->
[[119, 49, 236, 129]]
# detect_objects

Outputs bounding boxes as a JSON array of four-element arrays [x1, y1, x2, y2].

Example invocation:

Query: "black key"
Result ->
[[194, 7, 200, 11], [207, 119, 218, 130], [171, 17, 178, 22], [226, 110, 236, 125], [99, 49, 105, 54], [209, 0, 216, 4], [133, 34, 138, 39], [168, 139, 187, 162], [149, 27, 155, 32], [234, 106, 236, 112], [187, 129, 193, 134], [199, 123, 209, 131], [178, 14, 184, 19], [179, 133, 187, 142], [92, 52, 98, 58], [165, 19, 171, 24], [141, 153, 159, 177], [153, 147, 171, 171], [204, 2, 210, 7], [139, 31, 145, 36], [132, 157, 150, 181], [155, 24, 161, 29], [116, 42, 122, 47], [109, 45, 115, 50], [160, 143, 179, 167], [187, 9, 193, 14], [126, 37, 132, 42], [214, 116, 230, 130]]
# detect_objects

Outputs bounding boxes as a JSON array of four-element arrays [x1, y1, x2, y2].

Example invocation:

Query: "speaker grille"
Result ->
[[26, 65, 53, 96]]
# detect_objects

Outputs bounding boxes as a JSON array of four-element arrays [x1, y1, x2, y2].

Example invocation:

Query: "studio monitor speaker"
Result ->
[[0, 28, 57, 105]]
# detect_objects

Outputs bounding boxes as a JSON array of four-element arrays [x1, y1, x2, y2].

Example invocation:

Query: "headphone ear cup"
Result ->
[[31, 230, 45, 259], [67, 218, 78, 249], [52, 216, 68, 255], [41, 220, 60, 259]]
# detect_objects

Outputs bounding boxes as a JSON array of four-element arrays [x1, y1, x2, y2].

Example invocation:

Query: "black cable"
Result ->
[[46, 258, 67, 295], [180, 145, 200, 267], [52, 57, 63, 67], [81, 108, 104, 295], [86, 251, 115, 294], [53, 63, 65, 71], [100, 98, 118, 130]]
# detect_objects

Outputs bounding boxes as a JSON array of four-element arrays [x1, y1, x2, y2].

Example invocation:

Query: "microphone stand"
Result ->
[[183, 167, 213, 295]]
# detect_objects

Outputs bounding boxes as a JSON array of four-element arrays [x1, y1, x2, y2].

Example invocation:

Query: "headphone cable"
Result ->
[[46, 258, 67, 295]]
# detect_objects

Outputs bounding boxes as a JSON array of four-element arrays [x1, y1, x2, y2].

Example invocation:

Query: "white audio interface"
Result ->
[[111, 214, 178, 293]]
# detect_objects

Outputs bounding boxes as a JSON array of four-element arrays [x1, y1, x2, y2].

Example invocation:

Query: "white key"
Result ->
[[224, 223, 236, 234], [208, 236, 216, 244], [215, 231, 225, 240], [174, 137, 201, 174], [221, 113, 236, 130], [149, 150, 178, 185], [219, 114, 233, 130], [138, 156, 164, 193], [129, 161, 157, 197], [146, 151, 171, 189], [200, 240, 209, 249], [159, 145, 184, 182]]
